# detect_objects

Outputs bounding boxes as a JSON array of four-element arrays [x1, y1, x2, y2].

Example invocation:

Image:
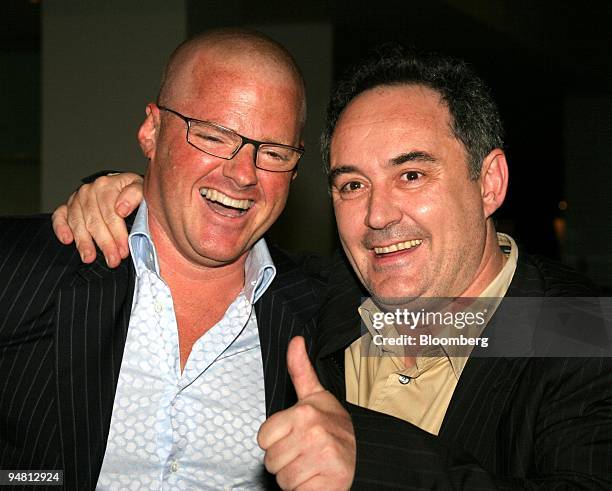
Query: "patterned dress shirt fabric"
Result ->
[[97, 201, 276, 490]]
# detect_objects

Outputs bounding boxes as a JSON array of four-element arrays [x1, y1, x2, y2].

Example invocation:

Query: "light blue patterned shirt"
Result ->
[[97, 201, 276, 490]]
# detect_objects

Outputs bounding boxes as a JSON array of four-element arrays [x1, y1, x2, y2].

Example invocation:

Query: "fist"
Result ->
[[257, 336, 355, 490]]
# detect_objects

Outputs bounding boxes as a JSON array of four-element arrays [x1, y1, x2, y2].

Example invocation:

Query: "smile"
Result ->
[[199, 188, 254, 214], [373, 239, 423, 255]]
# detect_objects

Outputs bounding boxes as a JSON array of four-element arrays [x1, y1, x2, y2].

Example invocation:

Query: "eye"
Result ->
[[401, 170, 423, 181], [263, 150, 283, 161], [202, 135, 224, 143], [191, 130, 226, 145], [339, 181, 364, 193], [259, 147, 290, 162]]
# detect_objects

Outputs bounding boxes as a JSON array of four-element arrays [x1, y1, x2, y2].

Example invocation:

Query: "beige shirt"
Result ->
[[345, 233, 518, 435]]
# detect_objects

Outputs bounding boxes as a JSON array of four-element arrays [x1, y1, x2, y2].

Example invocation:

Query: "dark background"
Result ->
[[2, 0, 611, 289]]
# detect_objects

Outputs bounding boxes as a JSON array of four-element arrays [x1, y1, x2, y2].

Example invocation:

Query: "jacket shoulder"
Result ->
[[0, 214, 81, 296], [521, 254, 600, 296], [266, 242, 330, 288]]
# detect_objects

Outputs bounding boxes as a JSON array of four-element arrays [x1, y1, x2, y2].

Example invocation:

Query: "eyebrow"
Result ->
[[390, 150, 436, 166], [328, 165, 358, 186]]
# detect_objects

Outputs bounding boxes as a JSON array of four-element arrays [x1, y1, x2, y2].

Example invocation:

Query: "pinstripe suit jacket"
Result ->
[[0, 215, 324, 490], [315, 252, 612, 489]]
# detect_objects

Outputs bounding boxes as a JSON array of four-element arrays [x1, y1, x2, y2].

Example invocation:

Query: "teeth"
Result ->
[[374, 239, 423, 255], [199, 188, 253, 210]]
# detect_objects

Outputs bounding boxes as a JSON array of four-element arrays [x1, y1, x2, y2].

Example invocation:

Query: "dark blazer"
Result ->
[[3, 216, 611, 490], [315, 251, 612, 489], [0, 215, 323, 490]]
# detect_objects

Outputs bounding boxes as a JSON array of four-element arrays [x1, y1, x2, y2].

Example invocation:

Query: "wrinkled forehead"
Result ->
[[336, 84, 450, 133], [166, 47, 304, 110], [330, 85, 455, 160]]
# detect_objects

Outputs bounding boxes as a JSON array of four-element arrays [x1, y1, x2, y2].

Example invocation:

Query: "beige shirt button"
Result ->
[[398, 374, 411, 385], [170, 460, 178, 473]]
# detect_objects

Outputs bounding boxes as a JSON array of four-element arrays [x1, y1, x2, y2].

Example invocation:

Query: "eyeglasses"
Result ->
[[158, 105, 304, 172]]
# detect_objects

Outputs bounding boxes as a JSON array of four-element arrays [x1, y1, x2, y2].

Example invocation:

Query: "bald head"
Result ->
[[157, 28, 306, 129]]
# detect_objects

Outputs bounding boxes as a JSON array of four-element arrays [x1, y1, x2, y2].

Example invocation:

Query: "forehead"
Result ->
[[171, 54, 303, 138], [330, 84, 460, 166]]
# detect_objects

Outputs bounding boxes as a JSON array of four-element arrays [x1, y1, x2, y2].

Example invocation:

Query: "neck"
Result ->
[[460, 226, 506, 298], [147, 212, 247, 290], [146, 211, 248, 373]]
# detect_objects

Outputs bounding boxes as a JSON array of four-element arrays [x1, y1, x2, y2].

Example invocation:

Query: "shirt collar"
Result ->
[[128, 201, 276, 304], [244, 238, 276, 304], [129, 200, 159, 276]]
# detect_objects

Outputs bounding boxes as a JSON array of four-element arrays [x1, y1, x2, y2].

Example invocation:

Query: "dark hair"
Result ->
[[321, 45, 504, 180]]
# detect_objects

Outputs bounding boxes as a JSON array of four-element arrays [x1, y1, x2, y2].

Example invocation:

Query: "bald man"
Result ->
[[0, 29, 361, 490]]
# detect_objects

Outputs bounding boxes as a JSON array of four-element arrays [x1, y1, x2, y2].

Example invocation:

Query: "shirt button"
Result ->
[[154, 301, 163, 313], [398, 374, 411, 385], [170, 461, 178, 473]]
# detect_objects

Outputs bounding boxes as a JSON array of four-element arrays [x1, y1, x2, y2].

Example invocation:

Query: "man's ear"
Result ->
[[480, 149, 509, 218], [138, 103, 160, 159]]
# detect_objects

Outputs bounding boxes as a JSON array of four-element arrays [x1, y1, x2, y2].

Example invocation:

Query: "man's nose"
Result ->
[[365, 186, 402, 229], [222, 144, 258, 187]]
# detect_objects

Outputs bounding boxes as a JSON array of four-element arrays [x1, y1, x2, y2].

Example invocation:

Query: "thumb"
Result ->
[[287, 336, 324, 400]]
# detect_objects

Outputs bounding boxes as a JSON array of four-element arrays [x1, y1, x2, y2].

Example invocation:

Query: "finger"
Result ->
[[276, 438, 354, 491], [96, 187, 130, 260], [262, 427, 303, 475], [115, 177, 144, 218], [66, 196, 98, 263], [295, 475, 340, 491], [257, 410, 293, 451], [51, 204, 74, 244], [102, 213, 129, 260], [71, 187, 120, 267], [275, 454, 321, 491], [287, 336, 324, 400]]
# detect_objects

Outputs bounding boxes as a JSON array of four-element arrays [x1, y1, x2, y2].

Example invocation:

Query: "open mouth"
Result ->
[[373, 239, 423, 256], [200, 188, 254, 217]]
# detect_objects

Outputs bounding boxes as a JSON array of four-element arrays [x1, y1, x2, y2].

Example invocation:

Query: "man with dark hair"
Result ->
[[316, 48, 612, 489], [53, 46, 612, 488]]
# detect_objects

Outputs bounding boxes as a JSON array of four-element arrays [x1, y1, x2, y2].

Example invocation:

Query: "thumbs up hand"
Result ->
[[257, 336, 356, 491]]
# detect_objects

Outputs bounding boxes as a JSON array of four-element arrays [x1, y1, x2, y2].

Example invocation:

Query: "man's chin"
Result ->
[[366, 279, 426, 307], [187, 242, 251, 268], [371, 294, 422, 309]]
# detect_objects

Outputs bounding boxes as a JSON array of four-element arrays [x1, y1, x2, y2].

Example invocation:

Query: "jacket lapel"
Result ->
[[255, 246, 321, 417], [54, 256, 135, 490], [438, 356, 529, 469]]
